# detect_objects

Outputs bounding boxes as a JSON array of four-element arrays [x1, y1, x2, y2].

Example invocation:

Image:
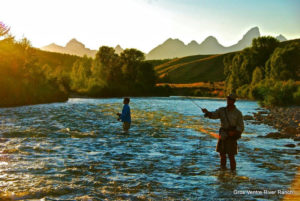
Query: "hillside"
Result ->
[[155, 53, 232, 83]]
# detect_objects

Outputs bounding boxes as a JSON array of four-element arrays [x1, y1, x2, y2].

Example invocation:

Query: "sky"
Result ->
[[1, 0, 299, 53]]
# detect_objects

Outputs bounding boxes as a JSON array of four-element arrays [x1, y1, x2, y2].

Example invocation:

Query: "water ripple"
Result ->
[[0, 97, 298, 200]]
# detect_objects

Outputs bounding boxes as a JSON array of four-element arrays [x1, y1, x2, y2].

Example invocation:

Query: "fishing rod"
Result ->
[[190, 98, 220, 139], [190, 99, 204, 110], [190, 98, 209, 117]]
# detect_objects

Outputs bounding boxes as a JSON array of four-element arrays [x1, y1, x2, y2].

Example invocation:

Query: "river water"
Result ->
[[0, 97, 299, 200]]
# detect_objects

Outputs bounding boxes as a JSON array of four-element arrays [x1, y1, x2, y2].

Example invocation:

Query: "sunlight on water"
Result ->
[[0, 97, 298, 200]]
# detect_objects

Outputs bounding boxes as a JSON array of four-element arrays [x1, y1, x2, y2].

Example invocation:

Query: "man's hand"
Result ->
[[201, 108, 208, 114]]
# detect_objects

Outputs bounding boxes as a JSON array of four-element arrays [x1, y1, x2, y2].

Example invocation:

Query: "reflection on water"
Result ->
[[0, 97, 298, 200]]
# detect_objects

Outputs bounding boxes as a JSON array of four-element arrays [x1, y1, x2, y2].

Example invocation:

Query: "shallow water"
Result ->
[[0, 97, 299, 200]]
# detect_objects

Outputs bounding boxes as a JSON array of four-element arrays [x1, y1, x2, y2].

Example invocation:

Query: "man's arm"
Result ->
[[120, 105, 129, 121], [201, 108, 220, 119]]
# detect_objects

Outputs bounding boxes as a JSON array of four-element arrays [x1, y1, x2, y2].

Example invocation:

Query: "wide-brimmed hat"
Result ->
[[227, 93, 237, 100]]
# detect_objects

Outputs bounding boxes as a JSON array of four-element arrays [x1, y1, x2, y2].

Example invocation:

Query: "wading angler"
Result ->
[[202, 93, 244, 171], [117, 97, 131, 133]]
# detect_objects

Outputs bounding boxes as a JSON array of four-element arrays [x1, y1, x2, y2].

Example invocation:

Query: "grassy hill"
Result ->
[[154, 53, 234, 83]]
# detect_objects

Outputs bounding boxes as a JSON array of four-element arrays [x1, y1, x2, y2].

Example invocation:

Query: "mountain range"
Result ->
[[146, 27, 287, 59], [41, 27, 287, 59], [41, 39, 125, 58], [41, 39, 97, 57]]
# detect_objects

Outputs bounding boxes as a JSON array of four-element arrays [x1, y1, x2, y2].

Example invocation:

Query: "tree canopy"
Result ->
[[223, 36, 300, 106], [70, 46, 158, 96]]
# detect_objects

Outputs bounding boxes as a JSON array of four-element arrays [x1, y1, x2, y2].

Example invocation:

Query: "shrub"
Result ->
[[236, 84, 250, 99], [252, 80, 298, 106], [292, 86, 300, 106]]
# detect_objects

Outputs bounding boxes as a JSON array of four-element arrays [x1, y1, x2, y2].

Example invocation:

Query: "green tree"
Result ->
[[93, 46, 121, 84], [252, 36, 280, 67], [0, 35, 68, 107], [224, 52, 244, 94], [71, 56, 92, 91], [136, 62, 157, 90], [251, 66, 263, 85], [120, 48, 145, 83], [238, 48, 256, 84], [224, 36, 281, 96], [266, 42, 300, 81]]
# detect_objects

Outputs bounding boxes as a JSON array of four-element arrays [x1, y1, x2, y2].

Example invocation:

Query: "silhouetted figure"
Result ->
[[201, 94, 244, 171], [117, 97, 131, 132]]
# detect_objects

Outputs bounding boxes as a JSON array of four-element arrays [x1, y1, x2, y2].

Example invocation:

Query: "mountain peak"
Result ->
[[189, 40, 198, 44], [164, 38, 185, 46], [243, 27, 260, 40], [202, 36, 218, 43], [66, 38, 85, 49], [248, 26, 259, 33], [230, 27, 261, 49], [276, 34, 287, 42], [42, 39, 96, 57], [200, 36, 223, 48], [42, 43, 64, 50], [115, 45, 124, 55], [188, 40, 199, 46], [69, 38, 79, 42]]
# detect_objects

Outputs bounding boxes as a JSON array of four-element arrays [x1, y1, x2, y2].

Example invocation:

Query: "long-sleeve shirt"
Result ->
[[120, 104, 131, 123], [209, 106, 244, 133]]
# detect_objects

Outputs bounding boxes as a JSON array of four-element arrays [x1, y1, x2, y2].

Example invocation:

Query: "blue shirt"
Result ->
[[120, 104, 131, 123]]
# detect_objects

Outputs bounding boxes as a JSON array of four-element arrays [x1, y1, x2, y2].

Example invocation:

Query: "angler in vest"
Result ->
[[201, 93, 244, 171]]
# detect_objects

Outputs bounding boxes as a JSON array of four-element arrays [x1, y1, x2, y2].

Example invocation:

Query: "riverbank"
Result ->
[[0, 95, 68, 108], [249, 106, 300, 142]]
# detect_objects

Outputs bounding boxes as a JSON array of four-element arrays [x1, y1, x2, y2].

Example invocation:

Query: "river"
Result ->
[[0, 97, 299, 200]]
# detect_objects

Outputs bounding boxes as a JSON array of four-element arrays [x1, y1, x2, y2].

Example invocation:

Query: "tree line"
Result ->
[[0, 23, 69, 107], [224, 36, 300, 106], [69, 46, 166, 97], [0, 22, 169, 107]]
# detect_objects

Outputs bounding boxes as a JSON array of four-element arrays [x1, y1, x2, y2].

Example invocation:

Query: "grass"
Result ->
[[156, 81, 225, 97], [156, 81, 224, 89]]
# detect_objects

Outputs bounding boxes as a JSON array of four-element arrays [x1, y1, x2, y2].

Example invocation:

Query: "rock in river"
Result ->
[[284, 144, 296, 148]]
